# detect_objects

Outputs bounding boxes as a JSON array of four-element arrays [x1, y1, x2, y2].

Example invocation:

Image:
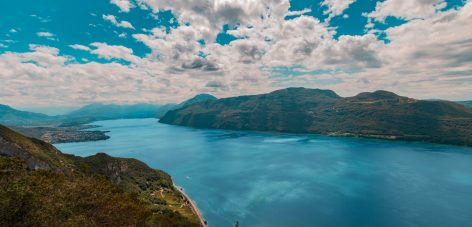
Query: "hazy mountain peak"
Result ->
[[0, 104, 53, 126], [176, 93, 217, 109], [0, 104, 14, 110]]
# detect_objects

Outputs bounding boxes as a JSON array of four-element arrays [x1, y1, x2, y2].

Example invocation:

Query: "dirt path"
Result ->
[[174, 184, 207, 226]]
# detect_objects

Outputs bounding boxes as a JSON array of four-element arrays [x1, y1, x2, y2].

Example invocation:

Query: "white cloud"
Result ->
[[37, 32, 56, 40], [37, 32, 54, 37], [1, 0, 472, 107], [69, 44, 91, 51], [368, 0, 447, 22], [90, 42, 140, 63], [110, 0, 135, 12], [321, 0, 356, 21], [285, 8, 312, 17], [102, 14, 135, 29], [118, 32, 127, 38]]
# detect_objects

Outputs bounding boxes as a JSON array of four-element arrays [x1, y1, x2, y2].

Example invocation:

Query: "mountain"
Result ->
[[0, 104, 55, 126], [458, 101, 472, 107], [160, 87, 472, 146], [173, 94, 217, 110], [0, 124, 202, 226], [0, 103, 178, 143], [63, 103, 175, 125]]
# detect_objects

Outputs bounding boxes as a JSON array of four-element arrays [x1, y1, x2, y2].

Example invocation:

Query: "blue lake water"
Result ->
[[56, 118, 472, 227]]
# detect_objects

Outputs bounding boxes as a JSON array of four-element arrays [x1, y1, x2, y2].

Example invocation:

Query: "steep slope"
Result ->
[[0, 104, 55, 126], [0, 124, 202, 227], [160, 88, 472, 146]]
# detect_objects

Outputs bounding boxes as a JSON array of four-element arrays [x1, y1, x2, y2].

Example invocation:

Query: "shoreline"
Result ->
[[174, 184, 207, 227]]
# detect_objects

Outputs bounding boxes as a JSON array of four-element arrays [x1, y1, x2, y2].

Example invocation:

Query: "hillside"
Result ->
[[0, 124, 202, 226], [160, 88, 472, 146]]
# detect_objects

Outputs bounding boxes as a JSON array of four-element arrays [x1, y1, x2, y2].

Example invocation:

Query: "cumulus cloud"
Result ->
[[110, 0, 134, 12], [1, 0, 472, 107], [90, 42, 140, 63], [102, 14, 135, 29], [368, 0, 447, 22], [0, 45, 184, 106], [321, 0, 356, 21]]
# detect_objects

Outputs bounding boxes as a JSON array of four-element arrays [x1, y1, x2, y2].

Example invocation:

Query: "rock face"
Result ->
[[0, 137, 55, 171], [75, 152, 173, 193], [160, 87, 472, 146], [0, 125, 76, 173]]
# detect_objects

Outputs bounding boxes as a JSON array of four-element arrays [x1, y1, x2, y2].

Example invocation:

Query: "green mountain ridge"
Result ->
[[160, 87, 472, 146], [0, 124, 202, 226]]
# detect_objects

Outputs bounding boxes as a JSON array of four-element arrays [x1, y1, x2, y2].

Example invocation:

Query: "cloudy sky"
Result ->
[[1, 0, 471, 109]]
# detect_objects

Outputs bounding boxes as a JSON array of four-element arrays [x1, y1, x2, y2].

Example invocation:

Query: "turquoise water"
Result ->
[[56, 119, 472, 227]]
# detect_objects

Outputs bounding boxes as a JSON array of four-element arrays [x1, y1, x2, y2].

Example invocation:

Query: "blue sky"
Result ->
[[3, 0, 454, 55], [0, 0, 471, 109]]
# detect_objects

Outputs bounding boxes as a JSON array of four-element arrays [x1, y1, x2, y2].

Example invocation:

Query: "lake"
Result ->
[[56, 118, 472, 227]]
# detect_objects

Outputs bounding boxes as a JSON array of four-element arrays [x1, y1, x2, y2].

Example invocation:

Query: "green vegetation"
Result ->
[[160, 88, 472, 146], [0, 124, 202, 227], [0, 156, 151, 226]]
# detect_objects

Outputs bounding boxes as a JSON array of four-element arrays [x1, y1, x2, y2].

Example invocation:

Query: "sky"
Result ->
[[0, 0, 471, 109]]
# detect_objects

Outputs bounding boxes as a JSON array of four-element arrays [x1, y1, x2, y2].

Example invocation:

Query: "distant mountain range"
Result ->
[[59, 103, 176, 126], [0, 124, 201, 226], [160, 88, 472, 146], [458, 101, 472, 107], [0, 94, 217, 143], [0, 94, 218, 127], [0, 104, 56, 126]]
